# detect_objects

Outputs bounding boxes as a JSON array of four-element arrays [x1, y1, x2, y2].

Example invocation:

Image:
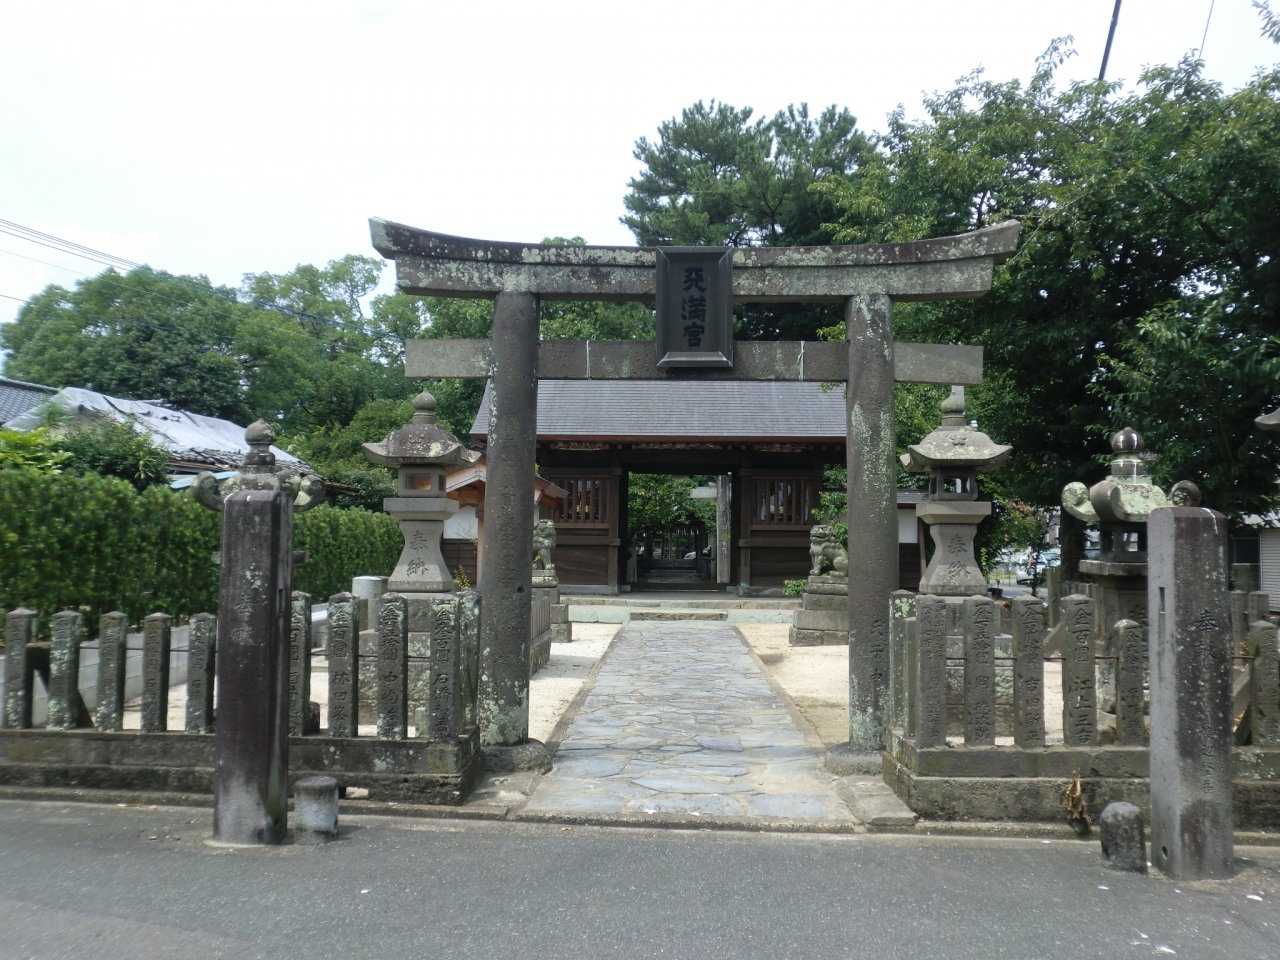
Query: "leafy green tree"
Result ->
[[627, 474, 715, 539], [2, 267, 252, 421], [623, 101, 870, 340], [815, 43, 1280, 534]]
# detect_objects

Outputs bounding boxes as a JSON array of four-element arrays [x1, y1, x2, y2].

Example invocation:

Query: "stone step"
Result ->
[[629, 609, 727, 621], [561, 595, 800, 611]]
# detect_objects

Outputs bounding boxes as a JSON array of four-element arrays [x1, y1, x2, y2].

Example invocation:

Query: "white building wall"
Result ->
[[1260, 529, 1280, 611], [444, 505, 478, 541]]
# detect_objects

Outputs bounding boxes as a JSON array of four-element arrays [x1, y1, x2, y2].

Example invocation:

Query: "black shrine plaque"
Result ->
[[655, 247, 733, 368]]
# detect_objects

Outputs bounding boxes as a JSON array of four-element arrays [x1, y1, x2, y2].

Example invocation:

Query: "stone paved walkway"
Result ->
[[524, 621, 854, 822]]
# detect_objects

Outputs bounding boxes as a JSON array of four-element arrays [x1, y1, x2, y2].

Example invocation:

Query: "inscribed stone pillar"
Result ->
[[477, 291, 539, 750], [377, 593, 408, 740], [427, 597, 461, 742], [904, 616, 918, 737], [1148, 506, 1233, 880], [915, 595, 948, 749], [212, 490, 292, 847], [185, 613, 217, 734], [458, 588, 481, 732], [47, 610, 84, 731], [326, 593, 358, 738], [1115, 618, 1146, 746], [289, 591, 312, 737], [140, 613, 172, 733], [95, 611, 128, 732], [3, 609, 36, 729], [962, 596, 997, 745], [1249, 620, 1280, 746], [845, 292, 896, 753], [888, 590, 915, 730], [1010, 595, 1046, 748], [1060, 594, 1098, 747]]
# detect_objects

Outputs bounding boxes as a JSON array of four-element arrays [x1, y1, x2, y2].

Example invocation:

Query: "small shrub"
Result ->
[[783, 578, 807, 597]]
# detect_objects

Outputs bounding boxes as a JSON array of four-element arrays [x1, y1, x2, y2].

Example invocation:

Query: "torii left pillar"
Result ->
[[476, 292, 550, 772], [839, 293, 897, 767]]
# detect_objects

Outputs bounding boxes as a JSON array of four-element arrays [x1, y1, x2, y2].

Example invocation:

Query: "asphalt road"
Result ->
[[0, 800, 1277, 960]]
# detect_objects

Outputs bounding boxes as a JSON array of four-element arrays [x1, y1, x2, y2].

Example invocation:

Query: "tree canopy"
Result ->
[[815, 43, 1280, 522], [622, 101, 869, 341]]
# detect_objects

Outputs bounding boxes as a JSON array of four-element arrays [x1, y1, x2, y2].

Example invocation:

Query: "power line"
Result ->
[[0, 218, 403, 342], [1201, 0, 1216, 60], [1100, 0, 1124, 81]]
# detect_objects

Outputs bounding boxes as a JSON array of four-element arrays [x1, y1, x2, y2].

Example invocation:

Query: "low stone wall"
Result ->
[[0, 728, 483, 804], [885, 728, 1280, 827]]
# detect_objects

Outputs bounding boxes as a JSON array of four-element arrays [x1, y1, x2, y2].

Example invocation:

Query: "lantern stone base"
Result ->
[[790, 575, 849, 646], [385, 508, 457, 594], [917, 501, 992, 597]]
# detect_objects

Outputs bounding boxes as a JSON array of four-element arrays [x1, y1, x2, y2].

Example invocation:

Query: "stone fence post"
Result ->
[[1060, 594, 1098, 747], [47, 610, 84, 731], [289, 591, 313, 737], [1249, 619, 1280, 746], [96, 611, 129, 732], [377, 593, 408, 740], [914, 596, 947, 749], [4, 609, 37, 729], [141, 613, 172, 733], [186, 613, 217, 735], [327, 593, 358, 738], [1010, 595, 1045, 748]]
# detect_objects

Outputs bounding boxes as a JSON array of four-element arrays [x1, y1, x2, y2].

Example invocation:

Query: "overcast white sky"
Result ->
[[2, 0, 1277, 326]]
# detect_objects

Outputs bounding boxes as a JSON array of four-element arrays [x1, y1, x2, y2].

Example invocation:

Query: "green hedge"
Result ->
[[0, 468, 400, 634]]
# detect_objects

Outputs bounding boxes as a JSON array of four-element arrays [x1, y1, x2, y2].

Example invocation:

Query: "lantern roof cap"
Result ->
[[900, 386, 1011, 473]]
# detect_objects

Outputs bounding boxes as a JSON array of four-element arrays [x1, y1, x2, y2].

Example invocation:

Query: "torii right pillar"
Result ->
[[841, 293, 898, 767]]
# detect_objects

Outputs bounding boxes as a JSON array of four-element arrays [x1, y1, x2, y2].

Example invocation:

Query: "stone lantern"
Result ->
[[901, 387, 1012, 596], [363, 390, 481, 594], [1060, 429, 1199, 703]]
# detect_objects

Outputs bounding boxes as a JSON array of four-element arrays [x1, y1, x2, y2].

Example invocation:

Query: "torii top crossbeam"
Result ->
[[371, 217, 1020, 303]]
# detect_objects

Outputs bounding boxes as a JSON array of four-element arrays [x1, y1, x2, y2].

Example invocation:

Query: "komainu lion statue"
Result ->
[[808, 524, 849, 577], [533, 519, 557, 570]]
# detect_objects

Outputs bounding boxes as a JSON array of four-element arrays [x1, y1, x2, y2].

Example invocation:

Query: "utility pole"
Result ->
[[1099, 0, 1123, 81]]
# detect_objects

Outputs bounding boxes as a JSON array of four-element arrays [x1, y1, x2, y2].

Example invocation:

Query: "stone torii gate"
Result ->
[[370, 217, 1020, 770]]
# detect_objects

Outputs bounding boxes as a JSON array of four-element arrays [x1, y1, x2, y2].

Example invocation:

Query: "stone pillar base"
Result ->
[[790, 576, 848, 646], [825, 742, 884, 776], [483, 738, 552, 774]]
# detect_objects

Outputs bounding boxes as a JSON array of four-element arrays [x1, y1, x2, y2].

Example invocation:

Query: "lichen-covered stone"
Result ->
[[140, 613, 172, 733], [47, 611, 84, 731], [326, 593, 358, 738], [1100, 801, 1147, 873], [293, 775, 339, 844], [212, 490, 292, 847], [289, 591, 312, 737], [377, 593, 409, 741], [1148, 506, 1233, 880], [95, 611, 128, 732], [185, 613, 216, 734], [1011, 595, 1046, 748]]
